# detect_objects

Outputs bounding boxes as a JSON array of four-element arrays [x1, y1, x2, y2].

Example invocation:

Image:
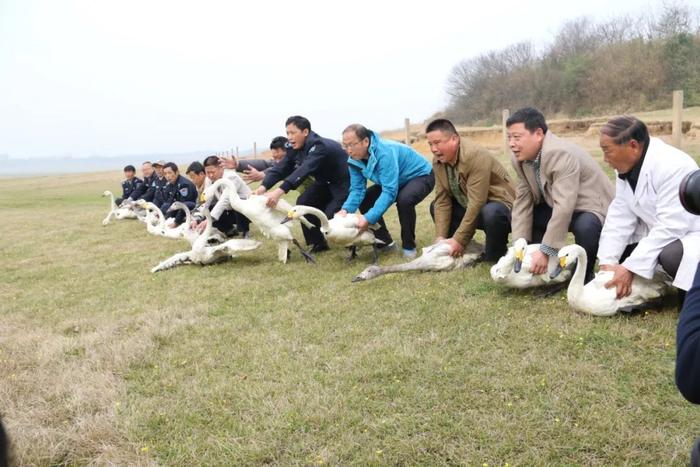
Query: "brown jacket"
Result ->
[[511, 131, 614, 249], [433, 138, 515, 246]]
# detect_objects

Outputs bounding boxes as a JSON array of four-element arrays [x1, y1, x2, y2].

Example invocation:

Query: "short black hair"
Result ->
[[426, 119, 458, 136], [600, 116, 649, 146], [163, 162, 178, 173], [142, 161, 152, 166], [186, 161, 205, 175], [270, 136, 288, 150], [506, 107, 548, 133], [343, 123, 372, 141], [203, 155, 220, 168], [124, 165, 136, 173], [285, 115, 311, 132]]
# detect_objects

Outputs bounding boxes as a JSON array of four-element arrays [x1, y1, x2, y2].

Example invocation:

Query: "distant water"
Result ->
[[0, 151, 260, 177]]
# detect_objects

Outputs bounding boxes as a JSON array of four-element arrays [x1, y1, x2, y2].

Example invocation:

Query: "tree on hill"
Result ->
[[445, 2, 700, 124]]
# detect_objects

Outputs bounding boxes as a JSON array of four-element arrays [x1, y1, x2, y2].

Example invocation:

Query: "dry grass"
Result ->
[[0, 140, 699, 465]]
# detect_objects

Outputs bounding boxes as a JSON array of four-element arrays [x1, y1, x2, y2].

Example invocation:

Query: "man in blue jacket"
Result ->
[[256, 116, 350, 252], [338, 124, 434, 258]]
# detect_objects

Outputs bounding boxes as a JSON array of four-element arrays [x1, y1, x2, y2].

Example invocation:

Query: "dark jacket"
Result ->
[[676, 263, 700, 403], [121, 177, 143, 200], [142, 175, 168, 207], [161, 175, 197, 213], [129, 174, 154, 201], [262, 131, 349, 193]]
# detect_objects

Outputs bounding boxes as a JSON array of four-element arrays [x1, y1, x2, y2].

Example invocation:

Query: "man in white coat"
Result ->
[[597, 116, 700, 305]]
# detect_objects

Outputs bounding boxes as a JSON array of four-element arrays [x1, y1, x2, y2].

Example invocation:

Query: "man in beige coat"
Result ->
[[507, 107, 614, 282], [428, 119, 515, 261]]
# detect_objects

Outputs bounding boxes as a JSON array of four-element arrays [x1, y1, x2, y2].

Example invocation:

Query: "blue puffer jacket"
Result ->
[[342, 131, 432, 224]]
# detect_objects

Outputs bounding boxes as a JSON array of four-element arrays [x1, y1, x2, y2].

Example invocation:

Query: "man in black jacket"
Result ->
[[140, 160, 168, 208], [128, 161, 155, 202], [115, 165, 142, 206], [161, 162, 197, 225], [255, 116, 350, 251]]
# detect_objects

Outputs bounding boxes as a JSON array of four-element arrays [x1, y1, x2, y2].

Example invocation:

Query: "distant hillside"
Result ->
[[0, 148, 266, 177], [444, 2, 700, 125]]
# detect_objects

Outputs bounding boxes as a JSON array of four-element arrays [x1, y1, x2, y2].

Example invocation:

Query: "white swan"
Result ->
[[151, 207, 262, 272], [490, 238, 572, 288], [102, 190, 139, 225], [352, 240, 483, 282], [556, 244, 670, 316], [164, 202, 227, 245], [283, 205, 385, 261], [204, 178, 315, 263], [136, 200, 168, 236]]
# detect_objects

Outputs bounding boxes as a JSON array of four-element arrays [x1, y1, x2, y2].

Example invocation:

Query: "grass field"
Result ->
[[1, 137, 700, 465]]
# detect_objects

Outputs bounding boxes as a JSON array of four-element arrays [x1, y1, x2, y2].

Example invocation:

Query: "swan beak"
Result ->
[[550, 264, 563, 279], [280, 215, 293, 224], [513, 250, 524, 273], [549, 257, 567, 279], [351, 275, 366, 282]]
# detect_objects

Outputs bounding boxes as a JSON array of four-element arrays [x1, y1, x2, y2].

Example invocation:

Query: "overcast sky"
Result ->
[[0, 0, 659, 159]]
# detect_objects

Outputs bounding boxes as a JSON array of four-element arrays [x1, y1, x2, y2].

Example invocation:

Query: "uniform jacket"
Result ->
[[342, 131, 432, 224], [121, 177, 143, 200], [262, 131, 350, 193], [142, 175, 168, 207], [511, 131, 614, 249], [433, 138, 515, 246], [598, 137, 700, 290], [161, 175, 197, 213], [129, 174, 154, 201]]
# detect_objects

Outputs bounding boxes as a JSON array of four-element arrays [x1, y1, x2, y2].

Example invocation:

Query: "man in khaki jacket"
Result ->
[[507, 107, 614, 282], [428, 119, 515, 261]]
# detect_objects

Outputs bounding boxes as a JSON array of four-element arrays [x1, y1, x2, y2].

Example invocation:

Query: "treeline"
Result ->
[[444, 2, 700, 124]]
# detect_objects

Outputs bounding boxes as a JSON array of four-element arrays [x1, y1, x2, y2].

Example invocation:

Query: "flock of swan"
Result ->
[[102, 187, 672, 317]]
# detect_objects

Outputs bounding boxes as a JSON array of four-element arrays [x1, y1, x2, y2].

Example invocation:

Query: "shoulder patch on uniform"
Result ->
[[309, 145, 316, 153], [179, 187, 189, 197]]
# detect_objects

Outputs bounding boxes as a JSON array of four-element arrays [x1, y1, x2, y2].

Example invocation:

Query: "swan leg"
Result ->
[[372, 244, 380, 265], [346, 246, 357, 262], [533, 281, 568, 299], [278, 242, 289, 264], [293, 239, 315, 264]]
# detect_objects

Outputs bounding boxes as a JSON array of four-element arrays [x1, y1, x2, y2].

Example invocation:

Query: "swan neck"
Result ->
[[567, 249, 587, 301]]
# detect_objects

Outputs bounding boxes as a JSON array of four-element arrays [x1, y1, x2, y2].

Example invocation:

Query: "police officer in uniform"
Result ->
[[161, 162, 197, 225], [140, 160, 168, 208], [115, 164, 143, 206], [128, 161, 155, 202], [255, 116, 350, 252]]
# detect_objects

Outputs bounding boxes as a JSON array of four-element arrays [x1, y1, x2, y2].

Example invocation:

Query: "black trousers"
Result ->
[[297, 181, 348, 247], [619, 239, 684, 277], [208, 209, 251, 235], [429, 198, 511, 261], [531, 203, 602, 282], [358, 173, 435, 250]]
